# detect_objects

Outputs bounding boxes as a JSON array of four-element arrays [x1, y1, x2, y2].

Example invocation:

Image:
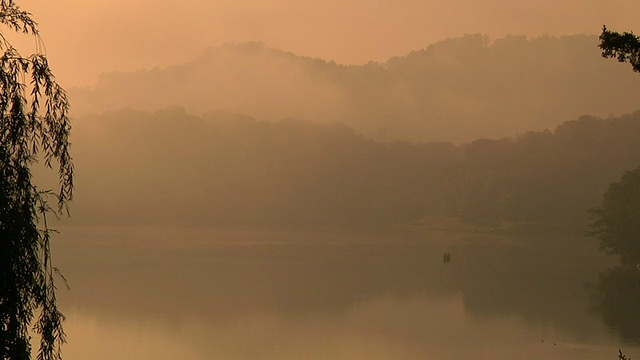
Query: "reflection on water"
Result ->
[[590, 266, 640, 344], [53, 226, 637, 359]]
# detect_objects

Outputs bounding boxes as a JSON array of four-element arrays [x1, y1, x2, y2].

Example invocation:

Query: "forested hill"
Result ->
[[70, 35, 640, 143], [68, 108, 640, 231]]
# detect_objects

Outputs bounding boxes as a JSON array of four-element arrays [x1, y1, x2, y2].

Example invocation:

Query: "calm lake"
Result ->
[[51, 226, 638, 359]]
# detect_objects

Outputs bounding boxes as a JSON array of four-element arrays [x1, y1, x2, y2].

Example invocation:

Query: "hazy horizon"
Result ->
[[18, 0, 640, 87], [7, 2, 640, 359], [67, 34, 640, 144]]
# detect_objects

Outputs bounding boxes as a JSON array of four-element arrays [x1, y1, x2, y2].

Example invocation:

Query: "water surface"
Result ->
[[52, 226, 635, 359]]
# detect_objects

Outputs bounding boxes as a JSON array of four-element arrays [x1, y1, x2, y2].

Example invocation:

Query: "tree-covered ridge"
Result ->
[[70, 35, 640, 143], [67, 108, 640, 232]]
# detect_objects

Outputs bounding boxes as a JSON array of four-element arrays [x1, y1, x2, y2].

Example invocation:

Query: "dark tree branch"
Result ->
[[599, 25, 640, 72]]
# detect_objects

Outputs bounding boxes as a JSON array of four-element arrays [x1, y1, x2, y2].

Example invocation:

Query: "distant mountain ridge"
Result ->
[[70, 35, 640, 142]]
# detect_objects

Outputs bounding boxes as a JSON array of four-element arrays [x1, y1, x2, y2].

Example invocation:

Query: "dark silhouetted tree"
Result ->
[[0, 1, 73, 359], [599, 25, 640, 72], [588, 167, 640, 266]]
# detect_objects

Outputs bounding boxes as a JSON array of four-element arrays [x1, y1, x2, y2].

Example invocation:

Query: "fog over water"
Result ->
[[38, 31, 640, 358], [12, 1, 640, 358], [53, 227, 628, 360]]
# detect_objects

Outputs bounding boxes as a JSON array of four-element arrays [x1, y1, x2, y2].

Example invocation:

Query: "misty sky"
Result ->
[[21, 0, 640, 87]]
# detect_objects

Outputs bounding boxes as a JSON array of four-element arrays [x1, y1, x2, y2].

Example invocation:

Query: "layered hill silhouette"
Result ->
[[67, 107, 640, 230], [71, 34, 640, 143]]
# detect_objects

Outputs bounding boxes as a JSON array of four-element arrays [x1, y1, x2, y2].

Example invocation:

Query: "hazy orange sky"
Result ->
[[17, 0, 640, 87]]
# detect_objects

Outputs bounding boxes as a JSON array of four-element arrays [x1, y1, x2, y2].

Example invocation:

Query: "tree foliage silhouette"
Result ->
[[588, 167, 640, 266], [0, 1, 73, 359], [599, 25, 640, 72]]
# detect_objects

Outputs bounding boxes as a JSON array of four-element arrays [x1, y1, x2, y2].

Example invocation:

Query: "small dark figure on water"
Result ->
[[443, 252, 451, 264]]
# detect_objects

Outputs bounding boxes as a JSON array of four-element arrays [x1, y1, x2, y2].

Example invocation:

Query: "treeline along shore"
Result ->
[[66, 107, 640, 233]]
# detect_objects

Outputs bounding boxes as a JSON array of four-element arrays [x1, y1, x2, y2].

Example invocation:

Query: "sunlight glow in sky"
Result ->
[[17, 0, 640, 87]]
